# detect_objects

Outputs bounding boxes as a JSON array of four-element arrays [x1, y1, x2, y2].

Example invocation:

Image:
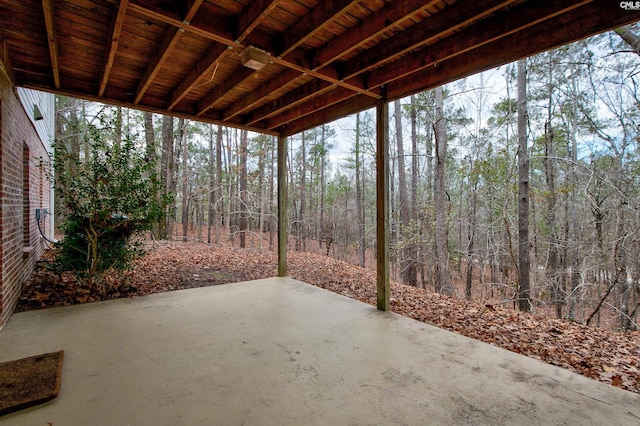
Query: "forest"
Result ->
[[53, 26, 640, 332]]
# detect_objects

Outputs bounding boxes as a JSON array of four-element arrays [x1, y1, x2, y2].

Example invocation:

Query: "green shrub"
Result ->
[[52, 120, 167, 289]]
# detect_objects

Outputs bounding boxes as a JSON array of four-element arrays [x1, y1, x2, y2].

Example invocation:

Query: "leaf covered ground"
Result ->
[[18, 241, 640, 394]]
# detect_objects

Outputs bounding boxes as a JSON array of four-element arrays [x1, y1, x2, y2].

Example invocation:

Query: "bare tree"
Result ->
[[434, 86, 453, 295], [517, 58, 531, 312]]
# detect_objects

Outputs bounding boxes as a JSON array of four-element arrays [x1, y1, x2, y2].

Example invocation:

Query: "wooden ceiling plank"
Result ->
[[280, 93, 376, 137], [341, 0, 517, 81], [133, 0, 205, 104], [244, 80, 335, 125], [134, 27, 183, 104], [41, 0, 60, 89], [366, 0, 591, 89], [99, 0, 129, 97], [128, 0, 378, 99], [263, 87, 356, 131], [197, 66, 256, 116], [283, 0, 640, 137], [168, 43, 228, 110], [386, 0, 637, 101], [236, 0, 281, 43], [279, 0, 359, 58], [222, 68, 301, 120], [313, 0, 441, 70]]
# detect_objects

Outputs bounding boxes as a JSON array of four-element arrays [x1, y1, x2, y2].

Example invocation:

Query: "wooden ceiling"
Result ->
[[1, 0, 638, 137]]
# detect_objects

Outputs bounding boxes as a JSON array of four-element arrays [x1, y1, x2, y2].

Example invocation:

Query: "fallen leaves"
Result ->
[[17, 240, 640, 394]]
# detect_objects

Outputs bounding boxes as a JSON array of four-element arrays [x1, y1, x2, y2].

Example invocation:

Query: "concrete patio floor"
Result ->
[[0, 278, 639, 425]]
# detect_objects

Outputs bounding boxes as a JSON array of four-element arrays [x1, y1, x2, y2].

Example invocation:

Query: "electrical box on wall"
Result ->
[[35, 208, 49, 220]]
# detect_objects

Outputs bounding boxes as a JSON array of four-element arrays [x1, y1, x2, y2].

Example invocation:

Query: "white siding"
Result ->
[[17, 88, 55, 153]]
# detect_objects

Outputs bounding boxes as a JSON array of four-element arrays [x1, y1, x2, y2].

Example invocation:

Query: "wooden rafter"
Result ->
[[244, 80, 335, 125], [134, 28, 182, 104], [263, 87, 357, 131], [127, 0, 379, 100], [4, 0, 639, 138], [41, 0, 59, 89], [341, 0, 517, 81], [196, 66, 256, 116], [235, 0, 281, 44], [365, 0, 590, 89], [221, 69, 300, 121], [280, 0, 630, 137], [385, 0, 613, 100], [167, 43, 228, 111], [278, 0, 359, 58], [311, 0, 441, 69], [0, 37, 14, 83], [100, 0, 129, 97], [133, 0, 204, 104]]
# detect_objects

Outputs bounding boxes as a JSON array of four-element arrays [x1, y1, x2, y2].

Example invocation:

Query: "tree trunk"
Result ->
[[615, 26, 640, 55], [114, 106, 122, 149], [158, 115, 174, 239], [239, 129, 248, 248], [517, 58, 531, 312], [181, 120, 189, 242], [543, 61, 561, 317], [208, 125, 215, 244], [298, 131, 306, 251], [269, 136, 275, 250], [434, 86, 452, 295], [143, 112, 157, 236], [394, 100, 416, 286], [215, 125, 223, 243], [355, 113, 365, 268]]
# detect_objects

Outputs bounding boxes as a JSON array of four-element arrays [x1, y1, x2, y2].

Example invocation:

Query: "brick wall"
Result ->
[[0, 64, 52, 330]]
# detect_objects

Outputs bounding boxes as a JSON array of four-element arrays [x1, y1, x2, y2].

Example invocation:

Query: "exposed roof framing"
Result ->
[[0, 0, 638, 136], [41, 0, 60, 89]]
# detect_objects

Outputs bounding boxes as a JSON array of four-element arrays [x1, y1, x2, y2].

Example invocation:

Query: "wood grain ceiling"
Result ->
[[0, 0, 638, 136]]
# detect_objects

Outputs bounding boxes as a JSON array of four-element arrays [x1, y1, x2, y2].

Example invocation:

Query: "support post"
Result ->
[[376, 87, 390, 311], [277, 134, 288, 276]]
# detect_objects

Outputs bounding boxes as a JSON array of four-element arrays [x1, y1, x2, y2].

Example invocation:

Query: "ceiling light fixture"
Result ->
[[240, 46, 269, 71]]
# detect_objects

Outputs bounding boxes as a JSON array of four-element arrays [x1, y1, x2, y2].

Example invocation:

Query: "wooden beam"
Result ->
[[366, 0, 590, 89], [277, 134, 288, 276], [282, 0, 640, 137], [222, 68, 300, 120], [183, 0, 205, 24], [312, 0, 441, 69], [19, 81, 280, 136], [244, 79, 335, 125], [385, 0, 640, 101], [279, 0, 358, 57], [128, 0, 378, 99], [262, 87, 356, 131], [133, 0, 203, 104], [41, 0, 60, 89], [341, 0, 517, 81], [100, 0, 129, 97], [235, 0, 281, 43], [134, 28, 182, 104], [376, 87, 389, 311], [168, 43, 228, 110], [281, 93, 376, 137], [197, 65, 255, 116], [0, 37, 15, 84]]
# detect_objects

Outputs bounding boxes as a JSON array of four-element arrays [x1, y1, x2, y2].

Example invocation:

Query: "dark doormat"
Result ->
[[0, 350, 64, 416]]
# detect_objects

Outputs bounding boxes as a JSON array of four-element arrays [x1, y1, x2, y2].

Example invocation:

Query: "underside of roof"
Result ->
[[1, 0, 638, 137]]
